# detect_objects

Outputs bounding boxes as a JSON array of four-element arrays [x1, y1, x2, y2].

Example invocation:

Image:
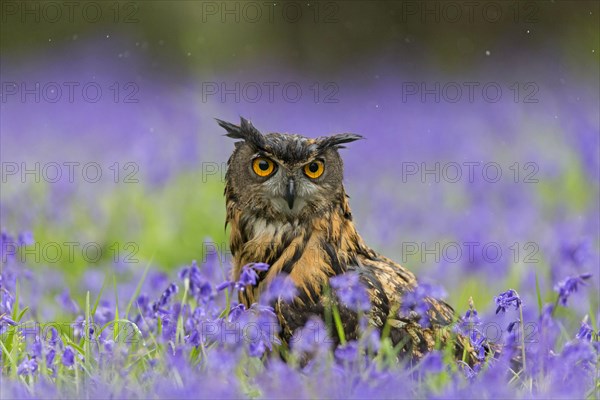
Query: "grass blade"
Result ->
[[125, 256, 154, 319]]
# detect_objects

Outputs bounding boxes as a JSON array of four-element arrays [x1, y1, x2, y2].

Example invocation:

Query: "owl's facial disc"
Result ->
[[256, 160, 322, 216]]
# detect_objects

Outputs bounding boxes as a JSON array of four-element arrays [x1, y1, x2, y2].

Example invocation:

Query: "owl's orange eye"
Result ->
[[304, 160, 324, 179], [252, 157, 276, 177]]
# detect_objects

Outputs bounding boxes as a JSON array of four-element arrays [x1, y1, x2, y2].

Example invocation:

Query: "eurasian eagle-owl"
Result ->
[[218, 117, 481, 363]]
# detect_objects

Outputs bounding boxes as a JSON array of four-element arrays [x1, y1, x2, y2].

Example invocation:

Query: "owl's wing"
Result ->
[[353, 254, 486, 363]]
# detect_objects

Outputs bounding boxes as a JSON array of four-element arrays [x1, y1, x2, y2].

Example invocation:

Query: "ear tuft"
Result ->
[[216, 117, 266, 150], [317, 133, 364, 151]]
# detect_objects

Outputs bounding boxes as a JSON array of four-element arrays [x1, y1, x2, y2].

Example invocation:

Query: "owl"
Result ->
[[218, 117, 485, 364]]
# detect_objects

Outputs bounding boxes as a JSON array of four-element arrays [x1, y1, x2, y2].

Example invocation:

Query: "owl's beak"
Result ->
[[285, 178, 296, 209]]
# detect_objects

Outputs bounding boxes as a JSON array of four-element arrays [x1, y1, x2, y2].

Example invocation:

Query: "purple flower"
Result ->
[[46, 348, 56, 366], [62, 347, 75, 367], [260, 274, 298, 305], [0, 314, 17, 327], [218, 263, 270, 293], [152, 283, 179, 314], [420, 350, 444, 374], [46, 327, 60, 347], [56, 290, 80, 314], [554, 273, 592, 306], [228, 303, 246, 322], [17, 357, 38, 375], [1, 289, 15, 314], [252, 263, 269, 272], [239, 265, 260, 287], [334, 341, 358, 362], [330, 272, 371, 312], [464, 308, 481, 324], [0, 231, 17, 262], [507, 319, 520, 333], [248, 340, 268, 358], [17, 231, 34, 246], [576, 318, 595, 342], [560, 238, 594, 267], [232, 303, 279, 358], [494, 289, 522, 314], [180, 260, 214, 302], [216, 280, 235, 292], [469, 329, 487, 361], [458, 361, 481, 381], [400, 283, 447, 328], [30, 338, 42, 358], [290, 317, 332, 354]]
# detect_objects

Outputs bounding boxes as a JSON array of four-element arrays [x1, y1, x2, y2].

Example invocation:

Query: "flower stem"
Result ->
[[518, 303, 527, 372]]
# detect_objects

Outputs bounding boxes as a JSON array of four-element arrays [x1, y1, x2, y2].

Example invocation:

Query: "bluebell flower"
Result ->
[[30, 337, 42, 358], [252, 263, 269, 272], [152, 283, 179, 314], [290, 317, 332, 355], [576, 317, 595, 341], [559, 341, 597, 372], [260, 274, 298, 305], [420, 350, 444, 374], [17, 357, 38, 375], [400, 283, 447, 328], [334, 341, 358, 362], [0, 313, 17, 327], [1, 288, 15, 314], [464, 308, 481, 324], [46, 348, 56, 367], [0, 231, 16, 262], [330, 272, 371, 312], [56, 290, 79, 314], [216, 280, 235, 292], [469, 329, 487, 361], [62, 347, 75, 367], [46, 327, 60, 347], [180, 260, 214, 303], [187, 327, 202, 347], [507, 319, 520, 333], [560, 238, 593, 267], [102, 339, 115, 353], [17, 231, 34, 246], [494, 289, 522, 314], [554, 273, 592, 306], [239, 265, 260, 287], [228, 303, 246, 322], [149, 271, 169, 290], [218, 263, 270, 293], [248, 339, 270, 358], [457, 360, 481, 380]]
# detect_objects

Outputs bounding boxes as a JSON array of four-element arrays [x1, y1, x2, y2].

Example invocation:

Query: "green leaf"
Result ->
[[535, 272, 543, 316], [16, 307, 30, 322], [125, 257, 153, 319], [91, 274, 109, 316]]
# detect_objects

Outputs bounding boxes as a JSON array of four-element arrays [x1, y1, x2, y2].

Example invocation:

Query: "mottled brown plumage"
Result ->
[[218, 117, 483, 364]]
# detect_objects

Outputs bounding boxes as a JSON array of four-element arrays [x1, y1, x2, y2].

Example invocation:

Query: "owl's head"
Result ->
[[218, 117, 362, 220]]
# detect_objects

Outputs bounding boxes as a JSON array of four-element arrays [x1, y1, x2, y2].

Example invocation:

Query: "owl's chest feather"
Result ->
[[229, 209, 358, 306]]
